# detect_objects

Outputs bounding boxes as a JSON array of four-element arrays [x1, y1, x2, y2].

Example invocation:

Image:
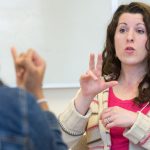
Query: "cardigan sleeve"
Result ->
[[123, 111, 150, 149], [58, 99, 91, 148]]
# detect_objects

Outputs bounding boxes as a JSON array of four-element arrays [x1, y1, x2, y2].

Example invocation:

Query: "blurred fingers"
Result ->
[[11, 47, 27, 72], [16, 68, 25, 78], [11, 47, 17, 63]]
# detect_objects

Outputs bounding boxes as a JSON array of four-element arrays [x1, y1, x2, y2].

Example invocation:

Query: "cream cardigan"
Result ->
[[59, 89, 150, 150]]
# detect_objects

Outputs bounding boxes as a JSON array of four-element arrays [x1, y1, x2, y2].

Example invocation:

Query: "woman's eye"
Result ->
[[136, 29, 145, 34], [119, 28, 126, 33]]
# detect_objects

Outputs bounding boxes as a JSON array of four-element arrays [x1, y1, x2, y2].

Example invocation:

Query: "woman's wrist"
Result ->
[[74, 90, 93, 115], [128, 112, 138, 128]]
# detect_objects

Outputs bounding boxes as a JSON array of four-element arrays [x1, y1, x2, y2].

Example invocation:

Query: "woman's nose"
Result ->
[[127, 30, 134, 42]]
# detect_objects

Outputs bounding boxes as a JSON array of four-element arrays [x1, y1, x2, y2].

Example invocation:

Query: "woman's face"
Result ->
[[114, 13, 148, 67]]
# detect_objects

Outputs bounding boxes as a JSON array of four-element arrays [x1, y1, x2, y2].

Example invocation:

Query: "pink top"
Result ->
[[108, 87, 150, 150]]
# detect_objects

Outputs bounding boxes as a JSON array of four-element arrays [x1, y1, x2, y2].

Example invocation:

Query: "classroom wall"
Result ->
[[44, 88, 78, 115], [0, 0, 113, 87]]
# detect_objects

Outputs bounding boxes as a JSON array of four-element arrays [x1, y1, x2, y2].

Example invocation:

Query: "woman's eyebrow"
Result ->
[[118, 22, 145, 26], [118, 22, 127, 26], [136, 23, 145, 26]]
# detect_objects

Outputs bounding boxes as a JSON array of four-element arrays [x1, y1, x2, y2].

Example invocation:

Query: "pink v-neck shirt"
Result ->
[[108, 87, 150, 150]]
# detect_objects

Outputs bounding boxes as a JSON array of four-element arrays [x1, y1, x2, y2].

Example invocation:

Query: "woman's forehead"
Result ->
[[118, 13, 144, 25]]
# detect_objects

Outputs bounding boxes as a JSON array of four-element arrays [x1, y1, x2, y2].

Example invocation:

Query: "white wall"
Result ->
[[44, 88, 78, 115], [0, 0, 113, 86]]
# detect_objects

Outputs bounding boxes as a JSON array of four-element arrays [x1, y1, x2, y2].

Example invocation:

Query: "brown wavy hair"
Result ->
[[102, 2, 150, 105]]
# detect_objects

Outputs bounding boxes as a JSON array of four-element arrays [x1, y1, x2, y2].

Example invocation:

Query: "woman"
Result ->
[[59, 2, 150, 150]]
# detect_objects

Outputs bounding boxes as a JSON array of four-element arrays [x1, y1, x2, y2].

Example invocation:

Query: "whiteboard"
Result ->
[[0, 0, 149, 88]]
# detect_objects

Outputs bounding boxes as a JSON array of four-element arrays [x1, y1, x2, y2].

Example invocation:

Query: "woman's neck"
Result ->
[[112, 64, 147, 100], [118, 63, 147, 86]]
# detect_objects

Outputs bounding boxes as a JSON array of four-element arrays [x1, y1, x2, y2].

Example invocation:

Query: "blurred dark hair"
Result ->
[[102, 2, 150, 105], [0, 80, 3, 86]]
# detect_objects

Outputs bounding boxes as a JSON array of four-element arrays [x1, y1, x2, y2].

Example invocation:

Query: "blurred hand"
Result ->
[[101, 106, 138, 129], [11, 47, 46, 99]]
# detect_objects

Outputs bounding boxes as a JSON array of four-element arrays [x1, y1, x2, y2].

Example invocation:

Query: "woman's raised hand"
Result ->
[[80, 53, 117, 100], [75, 53, 118, 115]]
